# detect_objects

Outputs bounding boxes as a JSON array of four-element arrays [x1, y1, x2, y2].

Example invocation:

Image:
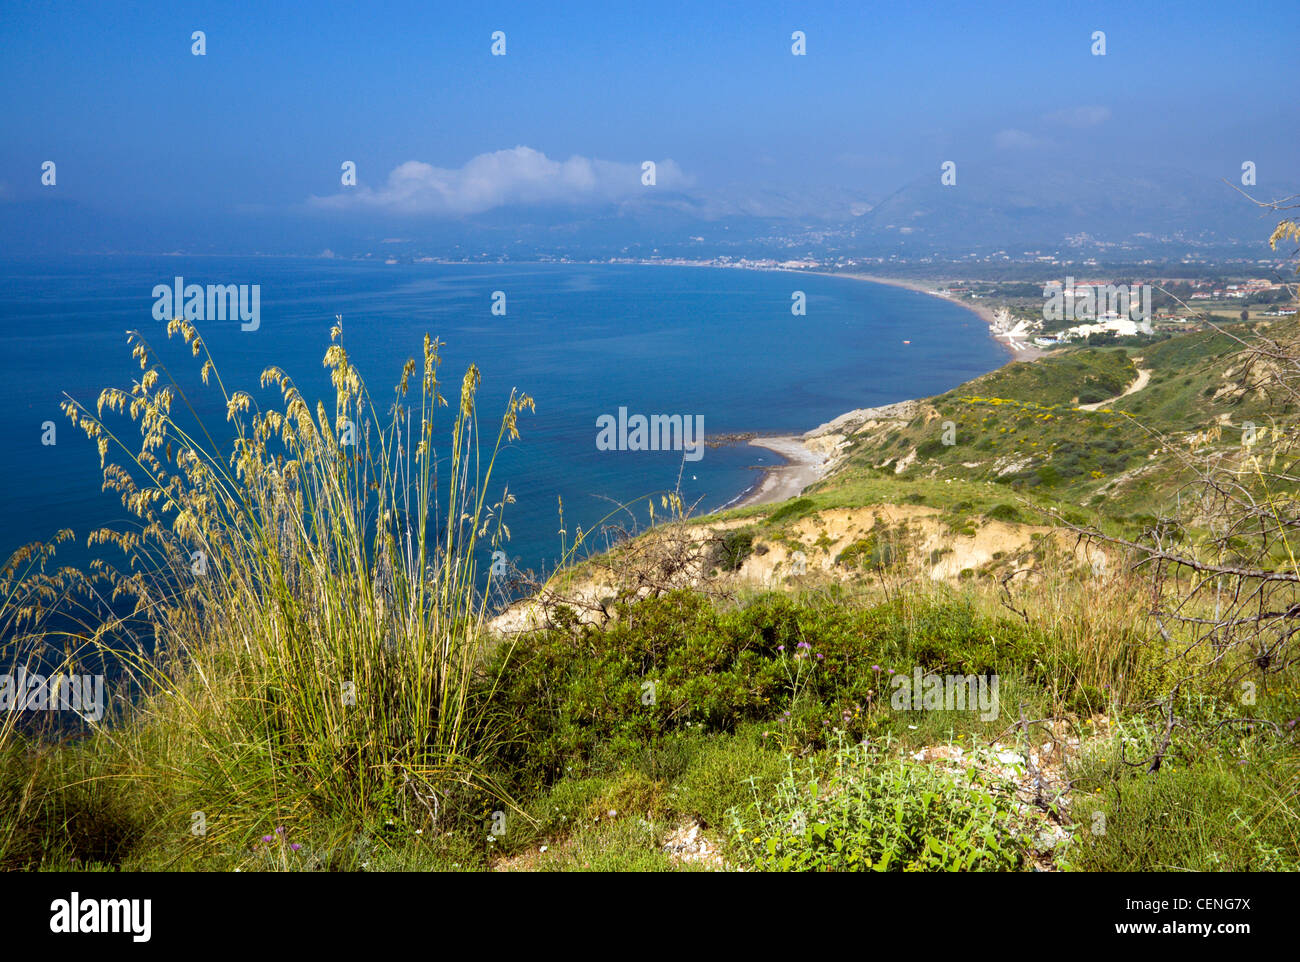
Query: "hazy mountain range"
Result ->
[[2, 159, 1292, 261]]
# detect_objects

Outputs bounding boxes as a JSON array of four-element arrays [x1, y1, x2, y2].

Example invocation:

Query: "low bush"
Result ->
[[729, 735, 1036, 871]]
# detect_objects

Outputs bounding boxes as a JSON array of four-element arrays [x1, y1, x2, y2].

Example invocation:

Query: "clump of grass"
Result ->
[[835, 528, 905, 570], [765, 497, 816, 525], [1069, 760, 1300, 872], [53, 318, 535, 850], [0, 531, 86, 749]]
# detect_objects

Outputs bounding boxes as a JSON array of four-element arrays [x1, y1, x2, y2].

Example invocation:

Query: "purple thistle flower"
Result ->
[[290, 843, 302, 851]]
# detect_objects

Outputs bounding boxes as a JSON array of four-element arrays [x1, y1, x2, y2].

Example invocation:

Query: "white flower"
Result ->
[[539, 845, 548, 853]]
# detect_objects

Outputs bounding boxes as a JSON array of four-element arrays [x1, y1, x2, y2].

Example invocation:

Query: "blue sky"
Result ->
[[1, 0, 1297, 231]]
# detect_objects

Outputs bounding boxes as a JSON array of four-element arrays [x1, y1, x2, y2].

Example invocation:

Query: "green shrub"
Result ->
[[836, 532, 906, 569], [986, 503, 1022, 523], [488, 591, 1062, 799], [730, 735, 1035, 871], [714, 529, 756, 571]]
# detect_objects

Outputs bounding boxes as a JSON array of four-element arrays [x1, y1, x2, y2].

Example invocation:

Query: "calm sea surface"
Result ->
[[0, 256, 1007, 576]]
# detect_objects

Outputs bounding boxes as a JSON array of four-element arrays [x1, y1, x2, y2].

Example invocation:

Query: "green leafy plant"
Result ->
[[730, 734, 1035, 871]]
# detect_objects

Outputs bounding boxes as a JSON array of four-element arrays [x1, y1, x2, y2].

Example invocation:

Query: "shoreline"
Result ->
[[782, 269, 1047, 364], [724, 436, 831, 509], [725, 270, 1040, 509]]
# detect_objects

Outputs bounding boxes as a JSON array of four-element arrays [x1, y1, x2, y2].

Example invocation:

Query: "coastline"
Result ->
[[785, 269, 1046, 364], [726, 271, 1038, 509], [726, 436, 831, 509], [615, 260, 1042, 363]]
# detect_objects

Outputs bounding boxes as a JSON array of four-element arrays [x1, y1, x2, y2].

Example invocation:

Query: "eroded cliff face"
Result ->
[[489, 502, 1113, 636]]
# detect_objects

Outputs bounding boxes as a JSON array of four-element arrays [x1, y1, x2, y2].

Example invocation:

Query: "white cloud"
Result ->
[[309, 146, 691, 215], [1044, 105, 1111, 128], [994, 128, 1044, 150]]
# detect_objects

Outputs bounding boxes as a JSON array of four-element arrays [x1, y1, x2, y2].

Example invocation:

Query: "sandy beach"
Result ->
[[726, 270, 1043, 510], [732, 435, 830, 508]]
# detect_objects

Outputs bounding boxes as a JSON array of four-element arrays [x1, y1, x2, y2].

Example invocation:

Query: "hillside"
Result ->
[[751, 324, 1273, 532], [4, 320, 1298, 874], [468, 322, 1300, 872]]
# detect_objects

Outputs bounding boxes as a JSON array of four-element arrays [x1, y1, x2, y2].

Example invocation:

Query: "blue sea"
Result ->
[[0, 256, 1007, 577]]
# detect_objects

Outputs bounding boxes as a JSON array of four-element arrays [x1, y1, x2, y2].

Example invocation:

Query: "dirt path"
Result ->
[[1078, 359, 1152, 411]]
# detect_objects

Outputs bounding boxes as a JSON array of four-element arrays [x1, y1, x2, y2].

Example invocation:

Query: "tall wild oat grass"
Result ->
[[0, 531, 89, 746], [47, 317, 534, 841]]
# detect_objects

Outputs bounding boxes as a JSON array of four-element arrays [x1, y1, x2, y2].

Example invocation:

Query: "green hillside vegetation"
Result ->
[[2, 313, 1298, 873], [786, 325, 1280, 533], [960, 347, 1136, 406]]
